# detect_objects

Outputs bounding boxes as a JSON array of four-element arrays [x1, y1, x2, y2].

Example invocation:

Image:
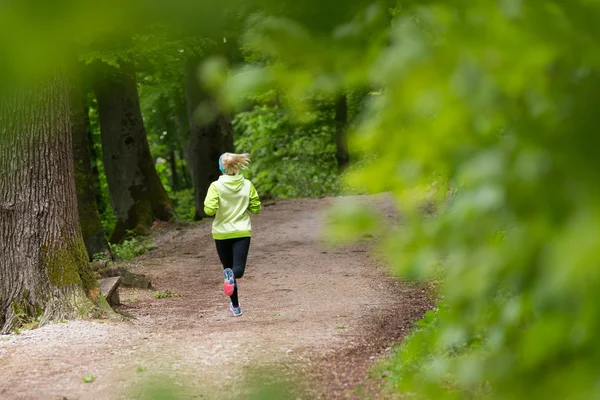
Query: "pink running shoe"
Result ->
[[223, 268, 235, 296]]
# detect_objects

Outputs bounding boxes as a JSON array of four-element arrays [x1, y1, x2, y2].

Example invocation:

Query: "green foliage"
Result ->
[[86, 30, 202, 233], [136, 29, 213, 197], [374, 308, 440, 386], [11, 307, 42, 333], [234, 100, 341, 198], [138, 57, 189, 194], [111, 237, 156, 261], [327, 199, 383, 243], [154, 290, 183, 299], [82, 374, 96, 384], [0, 0, 252, 86], [92, 252, 111, 263], [170, 189, 196, 222], [207, 1, 600, 399], [131, 367, 300, 399], [87, 97, 117, 236]]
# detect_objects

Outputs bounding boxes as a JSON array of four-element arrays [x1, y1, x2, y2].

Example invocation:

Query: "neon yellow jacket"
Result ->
[[203, 174, 261, 240]]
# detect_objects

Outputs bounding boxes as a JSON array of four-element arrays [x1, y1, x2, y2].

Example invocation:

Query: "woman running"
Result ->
[[203, 152, 261, 317]]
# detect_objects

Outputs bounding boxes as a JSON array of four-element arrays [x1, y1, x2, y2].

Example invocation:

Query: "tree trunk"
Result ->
[[70, 83, 112, 261], [169, 150, 180, 191], [174, 112, 192, 189], [93, 61, 175, 242], [183, 59, 234, 220], [335, 93, 350, 172], [0, 74, 98, 334]]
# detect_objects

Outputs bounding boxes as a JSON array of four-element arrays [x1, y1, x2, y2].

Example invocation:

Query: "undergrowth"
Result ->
[[92, 237, 157, 263]]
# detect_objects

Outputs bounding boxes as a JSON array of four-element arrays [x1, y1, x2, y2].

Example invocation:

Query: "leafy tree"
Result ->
[[134, 28, 236, 220], [70, 74, 112, 260], [93, 59, 176, 242], [138, 68, 189, 193], [233, 94, 340, 199], [208, 1, 600, 399], [184, 54, 235, 219], [87, 96, 117, 234]]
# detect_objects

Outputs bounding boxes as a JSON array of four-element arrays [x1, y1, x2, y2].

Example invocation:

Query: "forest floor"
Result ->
[[0, 195, 431, 400]]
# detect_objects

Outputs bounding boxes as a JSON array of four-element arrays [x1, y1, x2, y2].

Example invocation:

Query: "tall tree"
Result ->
[[70, 81, 112, 260], [0, 74, 98, 333], [334, 93, 349, 172], [168, 150, 180, 190], [183, 59, 234, 220], [93, 61, 175, 242]]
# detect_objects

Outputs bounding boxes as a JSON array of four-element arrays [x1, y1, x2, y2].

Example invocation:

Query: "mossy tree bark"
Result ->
[[0, 74, 99, 334], [70, 82, 112, 260], [335, 93, 350, 172], [183, 59, 234, 220], [93, 61, 175, 242]]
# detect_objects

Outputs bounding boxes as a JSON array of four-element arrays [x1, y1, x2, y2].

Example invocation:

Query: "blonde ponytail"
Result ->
[[220, 153, 250, 175]]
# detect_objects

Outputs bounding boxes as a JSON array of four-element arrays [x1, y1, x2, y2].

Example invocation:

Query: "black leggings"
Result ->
[[215, 237, 251, 306]]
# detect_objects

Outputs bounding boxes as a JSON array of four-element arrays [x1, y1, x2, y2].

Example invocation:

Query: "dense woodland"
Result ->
[[79, 42, 352, 244], [2, 0, 600, 398]]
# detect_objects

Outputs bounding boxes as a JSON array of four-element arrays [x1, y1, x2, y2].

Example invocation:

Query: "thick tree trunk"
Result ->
[[183, 60, 234, 220], [0, 74, 98, 334], [70, 84, 112, 260], [93, 61, 175, 242], [335, 93, 350, 172]]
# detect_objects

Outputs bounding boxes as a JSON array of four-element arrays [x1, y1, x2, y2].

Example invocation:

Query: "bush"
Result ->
[[170, 188, 196, 222], [234, 103, 341, 199], [215, 2, 600, 399], [111, 237, 156, 261]]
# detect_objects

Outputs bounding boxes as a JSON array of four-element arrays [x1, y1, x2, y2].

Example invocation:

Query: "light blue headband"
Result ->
[[218, 153, 228, 173]]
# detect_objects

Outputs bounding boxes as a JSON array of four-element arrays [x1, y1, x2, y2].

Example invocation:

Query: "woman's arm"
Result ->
[[248, 182, 261, 214], [203, 183, 219, 216]]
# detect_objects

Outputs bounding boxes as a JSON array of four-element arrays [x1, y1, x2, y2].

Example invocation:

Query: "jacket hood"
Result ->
[[217, 174, 245, 192]]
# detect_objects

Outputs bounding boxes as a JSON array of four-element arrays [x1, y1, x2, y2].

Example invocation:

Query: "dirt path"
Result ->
[[0, 196, 430, 400]]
